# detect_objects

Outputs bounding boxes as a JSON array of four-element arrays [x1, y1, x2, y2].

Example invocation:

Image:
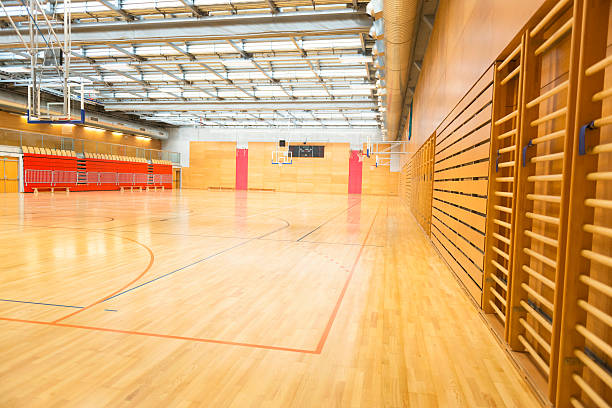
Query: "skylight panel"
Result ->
[[182, 91, 214, 98], [184, 73, 228, 81], [254, 90, 287, 97], [0, 66, 29, 73], [101, 63, 133, 71], [217, 90, 252, 98], [85, 49, 125, 58], [226, 72, 266, 80], [193, 0, 259, 5], [244, 41, 295, 53], [318, 68, 368, 78], [302, 38, 362, 51], [132, 46, 181, 56], [0, 52, 26, 60], [99, 75, 133, 82], [271, 70, 315, 80], [330, 89, 371, 96], [220, 59, 255, 68], [148, 92, 179, 98], [114, 92, 139, 98], [292, 89, 327, 97]]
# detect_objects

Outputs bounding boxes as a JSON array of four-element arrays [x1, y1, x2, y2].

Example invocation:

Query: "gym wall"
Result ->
[[399, 1, 612, 407], [405, 0, 546, 153], [0, 111, 162, 150], [181, 141, 398, 195]]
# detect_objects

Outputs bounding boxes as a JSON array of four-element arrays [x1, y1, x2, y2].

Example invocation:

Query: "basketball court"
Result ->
[[2, 0, 608, 406], [0, 190, 538, 406]]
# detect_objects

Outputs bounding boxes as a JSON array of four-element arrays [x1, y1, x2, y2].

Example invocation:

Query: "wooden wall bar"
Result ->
[[482, 37, 525, 340], [507, 0, 580, 402], [430, 66, 494, 305], [399, 0, 612, 405], [404, 134, 435, 234], [556, 1, 612, 406], [398, 158, 411, 204]]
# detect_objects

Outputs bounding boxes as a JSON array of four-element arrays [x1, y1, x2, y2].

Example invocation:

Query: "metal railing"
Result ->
[[1, 127, 180, 165], [25, 170, 172, 186]]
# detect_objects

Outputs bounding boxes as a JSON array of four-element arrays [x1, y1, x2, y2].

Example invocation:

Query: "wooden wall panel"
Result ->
[[361, 144, 399, 195], [0, 111, 161, 150], [182, 142, 236, 189], [405, 0, 546, 154], [555, 1, 612, 407], [183, 142, 397, 195], [430, 66, 494, 306]]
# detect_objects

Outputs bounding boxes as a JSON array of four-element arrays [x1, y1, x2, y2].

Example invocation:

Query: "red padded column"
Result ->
[[235, 148, 248, 190], [348, 150, 362, 194]]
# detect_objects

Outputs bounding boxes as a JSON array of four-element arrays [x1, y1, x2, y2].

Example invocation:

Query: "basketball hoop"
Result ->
[[357, 150, 365, 162], [271, 149, 292, 165]]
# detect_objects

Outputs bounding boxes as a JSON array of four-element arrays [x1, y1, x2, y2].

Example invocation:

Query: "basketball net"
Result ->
[[357, 150, 365, 162]]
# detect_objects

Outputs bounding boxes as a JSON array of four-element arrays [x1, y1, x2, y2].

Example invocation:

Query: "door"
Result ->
[[173, 168, 181, 189], [0, 157, 19, 193]]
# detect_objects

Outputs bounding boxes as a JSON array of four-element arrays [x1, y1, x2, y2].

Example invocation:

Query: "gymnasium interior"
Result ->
[[0, 0, 610, 407]]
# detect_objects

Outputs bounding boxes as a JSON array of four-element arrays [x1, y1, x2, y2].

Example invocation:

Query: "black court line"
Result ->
[[258, 238, 383, 247], [295, 200, 362, 242], [0, 298, 82, 309], [101, 217, 291, 303]]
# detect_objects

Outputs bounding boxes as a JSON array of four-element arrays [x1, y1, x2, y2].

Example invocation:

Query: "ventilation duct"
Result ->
[[373, 40, 385, 56], [366, 0, 383, 19], [384, 0, 418, 140], [369, 19, 384, 39]]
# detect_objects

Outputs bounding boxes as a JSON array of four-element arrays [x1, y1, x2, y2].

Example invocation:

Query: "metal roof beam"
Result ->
[[177, 0, 207, 17], [266, 0, 279, 14], [104, 100, 376, 111], [95, 0, 136, 21], [165, 42, 256, 99], [226, 39, 252, 59], [0, 10, 371, 48]]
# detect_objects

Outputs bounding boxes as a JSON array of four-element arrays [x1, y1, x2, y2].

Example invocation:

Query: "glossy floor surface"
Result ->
[[0, 190, 538, 407]]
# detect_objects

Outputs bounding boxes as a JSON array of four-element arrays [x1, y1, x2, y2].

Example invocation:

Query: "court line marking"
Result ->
[[0, 216, 291, 312], [314, 203, 379, 353], [0, 317, 317, 354], [51, 235, 155, 323], [0, 202, 380, 353], [296, 199, 362, 242], [101, 217, 290, 302], [0, 299, 82, 309], [0, 202, 378, 353]]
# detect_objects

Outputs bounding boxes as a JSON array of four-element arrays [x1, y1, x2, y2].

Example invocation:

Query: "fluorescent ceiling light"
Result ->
[[350, 83, 376, 89], [338, 55, 373, 64], [136, 136, 151, 141], [101, 63, 132, 71], [1, 66, 29, 73]]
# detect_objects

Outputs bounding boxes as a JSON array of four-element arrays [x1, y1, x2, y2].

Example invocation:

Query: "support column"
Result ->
[[348, 150, 362, 194], [235, 148, 248, 190]]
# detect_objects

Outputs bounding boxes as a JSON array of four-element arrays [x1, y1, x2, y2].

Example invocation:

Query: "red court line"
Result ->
[[52, 234, 155, 323], [0, 317, 316, 354], [314, 203, 380, 354], [1, 203, 380, 354]]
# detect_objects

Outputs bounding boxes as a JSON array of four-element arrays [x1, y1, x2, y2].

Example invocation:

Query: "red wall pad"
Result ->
[[235, 148, 248, 190], [348, 150, 363, 194]]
